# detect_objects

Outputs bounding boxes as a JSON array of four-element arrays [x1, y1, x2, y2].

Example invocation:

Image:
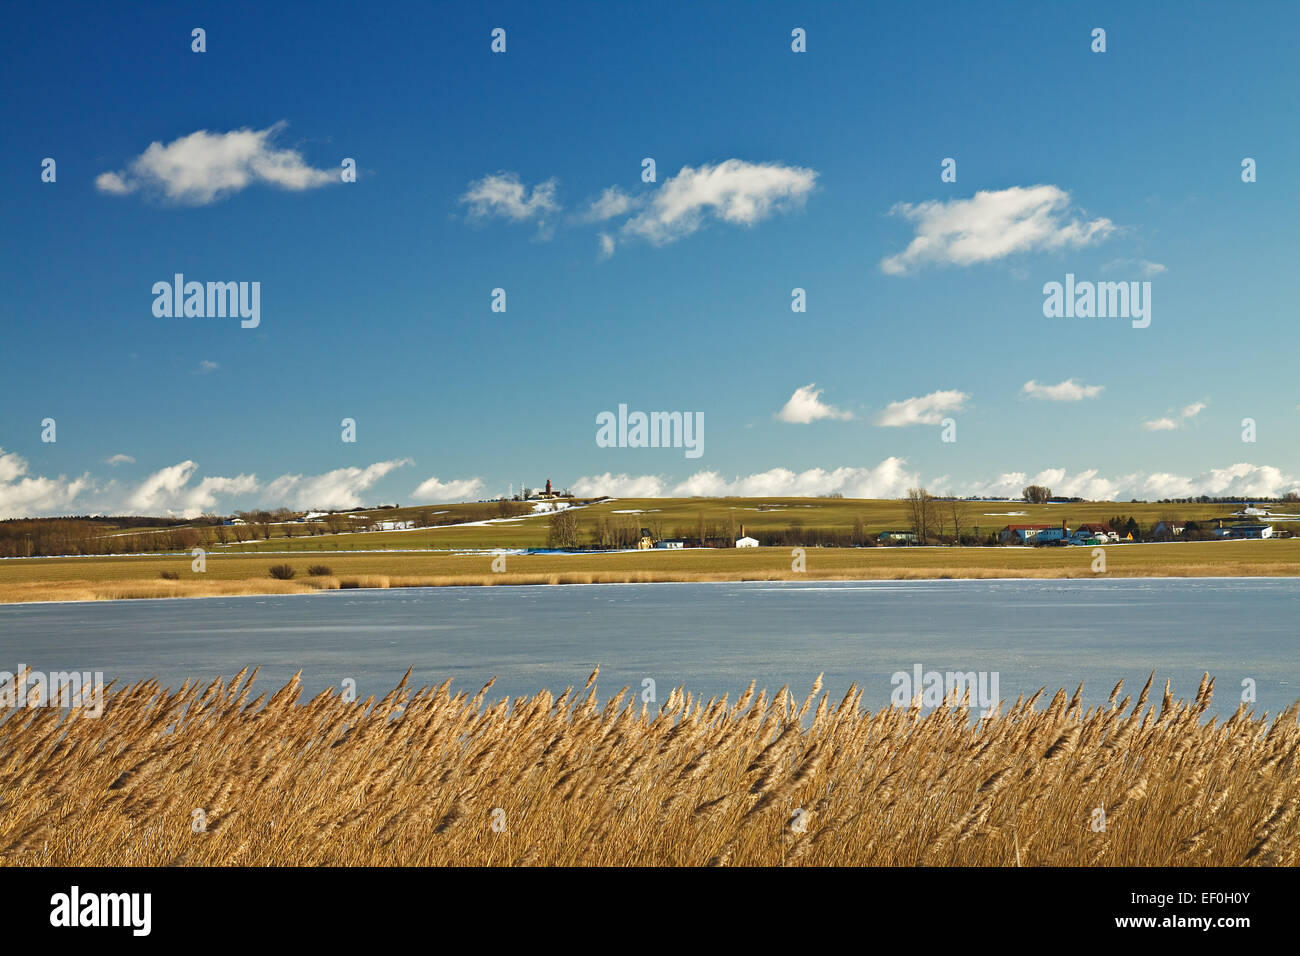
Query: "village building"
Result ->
[[997, 524, 1053, 544], [879, 530, 919, 545], [1213, 523, 1274, 539], [1033, 522, 1071, 545]]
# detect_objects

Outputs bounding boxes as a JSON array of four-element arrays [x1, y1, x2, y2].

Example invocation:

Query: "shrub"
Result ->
[[158, 570, 180, 580], [307, 564, 332, 577], [268, 564, 296, 580]]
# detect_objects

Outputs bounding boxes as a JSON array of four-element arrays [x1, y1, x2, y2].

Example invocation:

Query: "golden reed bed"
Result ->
[[8, 561, 1297, 605], [1, 668, 1296, 866]]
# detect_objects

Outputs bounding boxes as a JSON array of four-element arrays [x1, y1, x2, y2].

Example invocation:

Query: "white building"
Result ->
[[736, 536, 759, 548]]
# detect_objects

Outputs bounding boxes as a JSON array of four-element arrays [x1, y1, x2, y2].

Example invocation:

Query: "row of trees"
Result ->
[[906, 488, 985, 545], [0, 519, 210, 557]]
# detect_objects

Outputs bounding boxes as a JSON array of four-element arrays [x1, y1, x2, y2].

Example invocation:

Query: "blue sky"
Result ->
[[2, 0, 1298, 517]]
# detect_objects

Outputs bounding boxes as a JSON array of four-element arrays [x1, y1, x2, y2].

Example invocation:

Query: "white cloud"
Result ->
[[1143, 400, 1207, 431], [584, 186, 637, 222], [946, 463, 1300, 501], [1140, 463, 1291, 499], [569, 473, 668, 498], [1022, 379, 1104, 402], [0, 449, 30, 483], [104, 454, 135, 466], [876, 389, 969, 427], [621, 159, 817, 245], [127, 461, 258, 517], [0, 450, 94, 518], [880, 185, 1115, 275], [1102, 257, 1166, 277], [0, 477, 93, 519], [263, 459, 412, 510], [96, 122, 336, 205], [127, 461, 199, 511], [0, 454, 424, 519], [598, 232, 616, 259], [460, 172, 560, 233], [572, 460, 916, 499], [776, 383, 853, 423], [411, 476, 485, 502], [196, 360, 219, 374], [95, 171, 132, 194], [1, 450, 256, 519], [965, 467, 1129, 502], [1142, 418, 1178, 432], [3, 450, 1299, 519], [671, 460, 917, 498]]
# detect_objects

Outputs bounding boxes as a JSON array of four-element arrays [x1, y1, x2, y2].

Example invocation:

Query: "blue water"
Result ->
[[0, 578, 1295, 717]]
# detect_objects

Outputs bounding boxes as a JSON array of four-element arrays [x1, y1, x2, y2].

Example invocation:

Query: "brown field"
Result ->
[[0, 538, 1297, 604], [1, 669, 1296, 866]]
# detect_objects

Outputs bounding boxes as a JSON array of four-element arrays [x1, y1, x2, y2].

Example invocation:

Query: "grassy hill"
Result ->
[[219, 496, 1271, 553]]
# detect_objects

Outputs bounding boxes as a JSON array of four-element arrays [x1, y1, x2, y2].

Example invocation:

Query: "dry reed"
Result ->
[[0, 671, 1296, 866]]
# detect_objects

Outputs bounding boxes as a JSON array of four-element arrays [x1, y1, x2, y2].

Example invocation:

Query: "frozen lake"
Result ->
[[1, 578, 1296, 718]]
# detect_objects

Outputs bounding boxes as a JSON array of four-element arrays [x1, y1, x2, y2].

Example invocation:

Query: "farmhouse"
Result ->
[[736, 535, 759, 548], [1033, 524, 1070, 545], [1151, 520, 1187, 539], [1214, 523, 1274, 540], [997, 524, 1053, 544], [879, 530, 919, 545], [654, 539, 685, 549]]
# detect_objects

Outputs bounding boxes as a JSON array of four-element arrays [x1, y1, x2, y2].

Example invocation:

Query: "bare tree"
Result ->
[[547, 509, 580, 549], [948, 498, 965, 546], [906, 488, 935, 544]]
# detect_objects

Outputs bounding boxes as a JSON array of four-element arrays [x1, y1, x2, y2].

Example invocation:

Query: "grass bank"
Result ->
[[0, 539, 1297, 604]]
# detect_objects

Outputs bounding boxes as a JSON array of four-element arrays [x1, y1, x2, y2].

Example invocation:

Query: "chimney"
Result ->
[[740, 524, 745, 538]]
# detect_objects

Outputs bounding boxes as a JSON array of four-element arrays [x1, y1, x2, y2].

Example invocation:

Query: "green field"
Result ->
[[4, 497, 1295, 604], [218, 496, 1265, 552]]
